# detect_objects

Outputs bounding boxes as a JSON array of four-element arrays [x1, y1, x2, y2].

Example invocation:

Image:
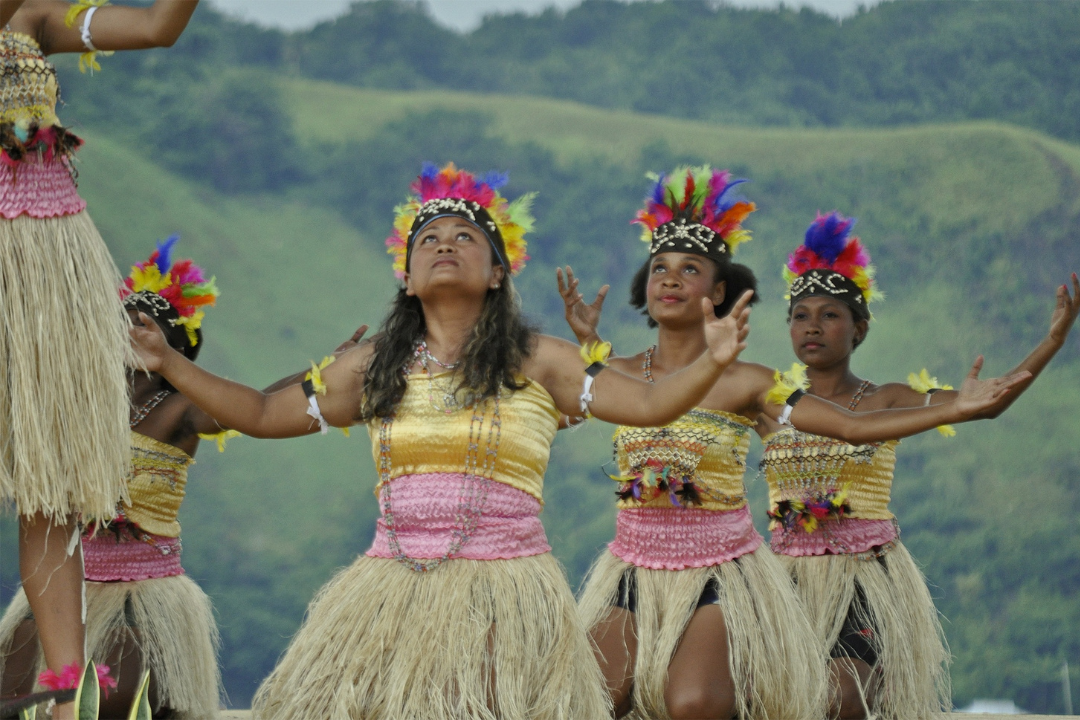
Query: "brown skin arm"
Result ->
[[882, 273, 1080, 417], [9, 0, 198, 55], [755, 356, 1031, 444], [131, 313, 369, 438], [527, 293, 752, 426], [261, 325, 370, 395]]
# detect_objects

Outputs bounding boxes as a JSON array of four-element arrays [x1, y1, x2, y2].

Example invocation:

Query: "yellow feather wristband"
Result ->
[[305, 356, 336, 395], [198, 429, 241, 453], [907, 368, 956, 437], [766, 363, 810, 406], [580, 340, 612, 367]]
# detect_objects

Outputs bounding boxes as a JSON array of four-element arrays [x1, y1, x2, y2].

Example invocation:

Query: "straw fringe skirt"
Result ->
[[578, 545, 828, 720], [0, 212, 130, 521], [779, 541, 951, 719], [252, 553, 610, 720], [0, 575, 222, 718]]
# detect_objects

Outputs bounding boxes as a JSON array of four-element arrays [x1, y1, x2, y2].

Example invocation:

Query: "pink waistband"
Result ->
[[608, 505, 763, 570], [0, 157, 85, 219], [83, 532, 184, 582], [770, 518, 899, 557], [366, 473, 550, 561]]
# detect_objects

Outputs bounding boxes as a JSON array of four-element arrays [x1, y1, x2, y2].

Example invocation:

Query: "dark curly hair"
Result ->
[[359, 281, 538, 421], [629, 254, 759, 327], [126, 297, 204, 393]]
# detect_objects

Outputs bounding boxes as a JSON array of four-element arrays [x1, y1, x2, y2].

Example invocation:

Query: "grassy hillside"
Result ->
[[3, 85, 1079, 711]]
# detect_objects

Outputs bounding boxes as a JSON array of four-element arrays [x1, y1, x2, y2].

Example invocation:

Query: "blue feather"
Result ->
[[420, 162, 439, 180], [481, 171, 509, 190], [650, 174, 667, 205], [804, 212, 851, 263], [155, 235, 180, 274], [711, 178, 748, 212]]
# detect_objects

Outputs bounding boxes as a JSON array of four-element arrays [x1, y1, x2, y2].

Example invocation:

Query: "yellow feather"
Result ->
[[907, 368, 955, 437], [198, 429, 241, 453], [580, 340, 612, 367], [765, 363, 809, 406], [305, 356, 336, 395]]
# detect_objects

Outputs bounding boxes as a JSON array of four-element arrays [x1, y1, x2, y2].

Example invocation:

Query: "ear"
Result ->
[[853, 318, 869, 348], [403, 272, 415, 297], [490, 263, 506, 289], [711, 279, 727, 309]]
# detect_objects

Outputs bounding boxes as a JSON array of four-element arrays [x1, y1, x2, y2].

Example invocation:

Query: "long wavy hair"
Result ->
[[360, 280, 538, 421], [630, 254, 759, 328]]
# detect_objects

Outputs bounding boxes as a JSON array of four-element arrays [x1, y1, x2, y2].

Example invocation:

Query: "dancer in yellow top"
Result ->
[[756, 211, 1079, 719], [0, 3, 198, 717]]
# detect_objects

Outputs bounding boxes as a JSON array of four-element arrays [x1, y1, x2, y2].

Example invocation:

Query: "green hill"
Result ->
[[2, 84, 1079, 711]]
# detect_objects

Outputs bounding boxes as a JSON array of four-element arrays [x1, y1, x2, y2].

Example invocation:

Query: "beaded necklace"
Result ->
[[413, 340, 461, 414], [129, 390, 171, 428], [378, 347, 502, 572], [642, 344, 657, 383]]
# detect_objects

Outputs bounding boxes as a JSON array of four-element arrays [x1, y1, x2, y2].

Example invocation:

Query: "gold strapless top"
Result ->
[[613, 409, 753, 511], [368, 375, 559, 503], [0, 31, 60, 126], [761, 427, 897, 520], [120, 432, 192, 538]]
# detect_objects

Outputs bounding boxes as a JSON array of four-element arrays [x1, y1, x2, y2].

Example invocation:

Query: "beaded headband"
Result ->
[[784, 212, 881, 321], [632, 166, 755, 264], [386, 163, 535, 280], [120, 235, 219, 347]]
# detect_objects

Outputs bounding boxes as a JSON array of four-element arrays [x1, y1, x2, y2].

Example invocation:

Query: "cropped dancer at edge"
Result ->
[[129, 163, 756, 719], [1, 237, 225, 718], [756, 212, 1080, 719], [558, 167, 1034, 720], [0, 1, 198, 716]]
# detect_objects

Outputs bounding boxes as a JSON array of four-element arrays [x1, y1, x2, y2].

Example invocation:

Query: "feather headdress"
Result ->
[[120, 235, 219, 347], [633, 166, 755, 261], [386, 162, 535, 279], [784, 211, 881, 320]]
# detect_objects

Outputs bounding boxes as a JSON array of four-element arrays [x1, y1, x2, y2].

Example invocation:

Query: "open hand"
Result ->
[[954, 355, 1032, 418], [129, 312, 173, 373], [703, 291, 752, 369], [333, 325, 369, 356], [1048, 272, 1080, 346], [557, 265, 609, 343]]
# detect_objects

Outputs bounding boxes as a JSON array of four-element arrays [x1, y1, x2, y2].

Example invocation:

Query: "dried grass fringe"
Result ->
[[779, 541, 952, 719], [0, 575, 222, 718], [577, 545, 828, 720], [0, 212, 131, 521], [252, 553, 610, 720]]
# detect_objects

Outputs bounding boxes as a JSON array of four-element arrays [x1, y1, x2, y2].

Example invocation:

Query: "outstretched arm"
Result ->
[[131, 313, 367, 439], [1, 1, 29, 28], [30, 0, 198, 54], [530, 292, 752, 426], [557, 265, 609, 345], [891, 273, 1080, 417], [760, 356, 1031, 444], [261, 325, 369, 395]]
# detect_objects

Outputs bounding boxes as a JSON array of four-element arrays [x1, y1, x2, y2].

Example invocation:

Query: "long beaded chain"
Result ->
[[129, 390, 171, 428], [642, 344, 657, 383], [413, 340, 461, 414], [378, 371, 502, 572], [847, 379, 872, 410]]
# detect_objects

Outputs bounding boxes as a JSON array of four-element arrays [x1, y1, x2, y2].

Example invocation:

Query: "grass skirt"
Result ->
[[252, 553, 610, 719], [0, 575, 222, 718], [0, 212, 130, 521], [577, 545, 827, 720], [779, 541, 951, 719]]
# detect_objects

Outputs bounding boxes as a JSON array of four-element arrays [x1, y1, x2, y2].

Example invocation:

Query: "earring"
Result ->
[[493, 283, 501, 289]]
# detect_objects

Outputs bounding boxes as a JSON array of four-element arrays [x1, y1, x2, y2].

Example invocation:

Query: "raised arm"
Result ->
[[530, 292, 751, 426], [131, 313, 367, 439], [557, 265, 608, 345], [29, 0, 198, 55], [890, 273, 1080, 417], [759, 356, 1031, 444]]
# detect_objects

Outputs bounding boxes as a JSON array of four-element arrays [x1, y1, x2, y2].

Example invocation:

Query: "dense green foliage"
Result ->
[[1, 0, 1079, 713]]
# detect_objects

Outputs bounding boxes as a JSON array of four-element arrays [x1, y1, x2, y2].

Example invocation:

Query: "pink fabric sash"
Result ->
[[83, 532, 184, 582], [608, 505, 763, 570], [0, 156, 85, 219], [366, 473, 551, 561], [771, 518, 899, 557]]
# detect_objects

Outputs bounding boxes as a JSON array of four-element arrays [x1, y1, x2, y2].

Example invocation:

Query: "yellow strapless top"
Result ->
[[367, 375, 559, 503], [120, 431, 192, 538], [760, 427, 897, 520], [614, 409, 754, 511], [0, 31, 60, 127]]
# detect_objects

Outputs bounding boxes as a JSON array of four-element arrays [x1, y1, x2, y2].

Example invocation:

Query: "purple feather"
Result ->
[[804, 212, 854, 263], [154, 235, 180, 274], [650, 174, 668, 206]]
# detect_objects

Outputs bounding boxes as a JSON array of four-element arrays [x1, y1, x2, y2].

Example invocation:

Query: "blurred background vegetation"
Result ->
[[2, 0, 1079, 712]]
